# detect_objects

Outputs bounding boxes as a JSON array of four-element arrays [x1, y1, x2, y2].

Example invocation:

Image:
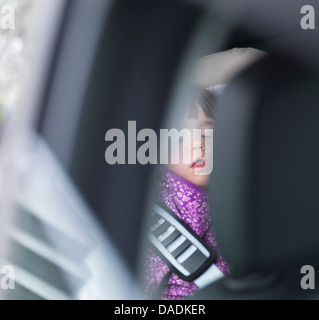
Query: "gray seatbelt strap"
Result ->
[[149, 203, 224, 289]]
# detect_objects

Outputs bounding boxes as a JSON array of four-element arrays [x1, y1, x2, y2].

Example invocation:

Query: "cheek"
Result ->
[[166, 142, 193, 180], [167, 162, 189, 178], [168, 143, 191, 166], [167, 149, 190, 177]]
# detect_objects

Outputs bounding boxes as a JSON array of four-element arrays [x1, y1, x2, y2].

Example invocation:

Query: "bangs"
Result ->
[[185, 88, 216, 120]]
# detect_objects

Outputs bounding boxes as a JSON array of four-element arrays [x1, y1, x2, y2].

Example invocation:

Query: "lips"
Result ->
[[191, 158, 205, 168]]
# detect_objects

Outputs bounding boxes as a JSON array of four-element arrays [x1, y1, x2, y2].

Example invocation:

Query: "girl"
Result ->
[[144, 87, 230, 300]]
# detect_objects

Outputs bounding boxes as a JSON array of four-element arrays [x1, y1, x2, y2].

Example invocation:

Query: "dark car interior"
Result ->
[[1, 0, 319, 299]]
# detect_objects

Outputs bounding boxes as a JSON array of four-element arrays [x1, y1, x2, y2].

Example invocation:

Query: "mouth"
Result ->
[[191, 158, 205, 169]]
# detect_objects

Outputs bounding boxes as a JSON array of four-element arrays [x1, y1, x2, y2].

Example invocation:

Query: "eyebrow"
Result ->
[[201, 119, 214, 127]]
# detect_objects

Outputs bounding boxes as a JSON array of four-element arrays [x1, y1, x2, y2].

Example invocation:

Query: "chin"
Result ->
[[189, 175, 209, 188]]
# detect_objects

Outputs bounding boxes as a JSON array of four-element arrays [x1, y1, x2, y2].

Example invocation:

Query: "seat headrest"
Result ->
[[193, 47, 267, 87], [211, 53, 319, 274]]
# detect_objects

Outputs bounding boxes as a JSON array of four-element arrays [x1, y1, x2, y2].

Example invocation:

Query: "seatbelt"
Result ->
[[149, 203, 224, 289]]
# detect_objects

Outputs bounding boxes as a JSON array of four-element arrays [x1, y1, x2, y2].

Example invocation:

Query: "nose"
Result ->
[[192, 138, 205, 160]]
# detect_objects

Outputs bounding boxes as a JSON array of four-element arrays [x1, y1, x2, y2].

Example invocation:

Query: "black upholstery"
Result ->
[[193, 53, 319, 299]]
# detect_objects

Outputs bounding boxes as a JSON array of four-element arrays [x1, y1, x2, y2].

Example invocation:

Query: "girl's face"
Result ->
[[167, 104, 214, 188]]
